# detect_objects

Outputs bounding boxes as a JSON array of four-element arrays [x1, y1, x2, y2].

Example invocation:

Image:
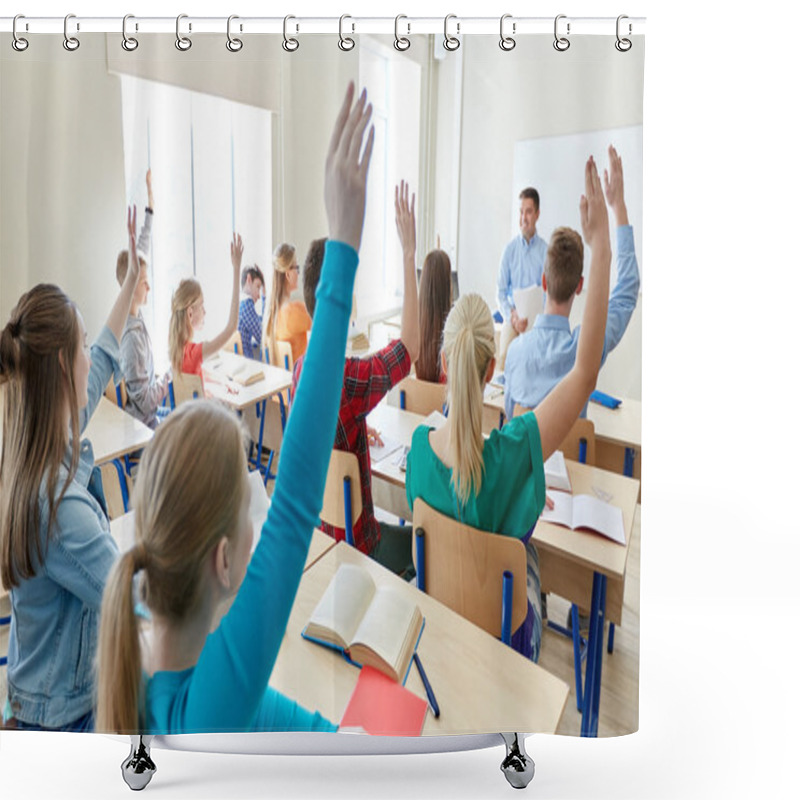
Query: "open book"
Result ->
[[227, 359, 265, 387], [302, 562, 425, 684], [539, 490, 626, 545], [512, 284, 544, 324], [544, 450, 572, 492]]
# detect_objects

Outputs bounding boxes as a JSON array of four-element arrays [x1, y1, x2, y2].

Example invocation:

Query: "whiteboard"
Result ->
[[512, 125, 643, 283]]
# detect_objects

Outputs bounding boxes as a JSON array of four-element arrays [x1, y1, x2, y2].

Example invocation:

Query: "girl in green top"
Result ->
[[406, 155, 614, 660]]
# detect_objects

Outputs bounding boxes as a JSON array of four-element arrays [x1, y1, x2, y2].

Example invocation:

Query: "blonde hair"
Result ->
[[265, 243, 296, 365], [96, 401, 248, 733], [441, 294, 495, 505], [1, 285, 81, 589], [168, 278, 203, 375]]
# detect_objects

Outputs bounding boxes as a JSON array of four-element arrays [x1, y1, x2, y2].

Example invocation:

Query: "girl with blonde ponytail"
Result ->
[[405, 155, 615, 662], [96, 81, 376, 736], [1, 208, 142, 731], [265, 242, 311, 366]]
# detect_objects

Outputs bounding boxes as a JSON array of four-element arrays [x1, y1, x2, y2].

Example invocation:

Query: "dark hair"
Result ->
[[240, 264, 265, 291], [544, 227, 585, 304], [416, 250, 452, 382], [1, 284, 82, 588], [301, 238, 327, 318], [519, 187, 540, 212]]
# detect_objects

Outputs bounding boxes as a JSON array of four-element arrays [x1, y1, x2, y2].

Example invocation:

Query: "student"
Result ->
[[117, 170, 171, 429], [238, 263, 266, 360], [405, 157, 612, 661], [416, 249, 452, 383], [504, 146, 639, 420], [292, 181, 420, 575], [0, 209, 141, 730], [265, 243, 312, 365], [496, 187, 548, 371], [96, 82, 375, 735], [169, 234, 243, 377]]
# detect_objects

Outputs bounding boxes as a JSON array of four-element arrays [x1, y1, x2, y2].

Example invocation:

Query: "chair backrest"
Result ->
[[512, 405, 596, 466], [397, 376, 447, 416], [411, 498, 527, 639], [320, 449, 363, 535], [104, 377, 128, 409], [264, 336, 293, 372], [171, 372, 204, 407], [224, 330, 243, 355]]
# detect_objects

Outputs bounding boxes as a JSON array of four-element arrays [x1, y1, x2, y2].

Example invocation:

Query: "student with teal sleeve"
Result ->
[[96, 82, 376, 734], [406, 156, 612, 662], [504, 146, 640, 420]]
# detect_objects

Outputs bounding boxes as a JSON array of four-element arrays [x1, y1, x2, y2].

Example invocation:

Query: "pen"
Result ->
[[413, 653, 440, 718]]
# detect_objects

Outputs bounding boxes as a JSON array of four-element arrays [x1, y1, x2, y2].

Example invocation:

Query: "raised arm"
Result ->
[[534, 156, 611, 460], [105, 207, 141, 343], [201, 233, 243, 360], [396, 180, 420, 363], [604, 145, 628, 227]]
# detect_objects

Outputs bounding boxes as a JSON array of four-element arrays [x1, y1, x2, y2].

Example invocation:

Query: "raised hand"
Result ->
[[579, 156, 610, 254], [127, 205, 140, 282], [231, 233, 244, 272], [603, 145, 628, 226], [394, 180, 416, 258], [324, 82, 376, 253]]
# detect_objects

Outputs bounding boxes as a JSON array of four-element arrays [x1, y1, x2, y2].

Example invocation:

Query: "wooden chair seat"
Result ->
[[397, 376, 447, 416]]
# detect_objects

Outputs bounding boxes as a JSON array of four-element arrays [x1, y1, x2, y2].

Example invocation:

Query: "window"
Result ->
[[357, 37, 422, 320], [120, 76, 272, 371]]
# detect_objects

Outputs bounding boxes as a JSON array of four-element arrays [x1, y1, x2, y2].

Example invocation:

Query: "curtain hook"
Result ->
[[443, 14, 460, 52], [122, 14, 139, 52], [339, 14, 355, 51], [499, 14, 516, 51], [615, 15, 632, 52], [63, 13, 80, 51], [176, 14, 192, 51], [394, 14, 410, 51], [227, 15, 243, 52], [283, 15, 299, 52], [553, 14, 570, 52], [12, 14, 29, 52]]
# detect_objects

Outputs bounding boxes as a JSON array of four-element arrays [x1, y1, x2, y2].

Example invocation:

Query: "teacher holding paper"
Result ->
[[496, 187, 548, 371]]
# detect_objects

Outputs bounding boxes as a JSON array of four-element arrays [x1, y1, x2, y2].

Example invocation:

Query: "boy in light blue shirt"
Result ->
[[505, 145, 639, 419]]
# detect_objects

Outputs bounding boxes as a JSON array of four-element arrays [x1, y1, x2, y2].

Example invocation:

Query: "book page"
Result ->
[[572, 495, 626, 545], [512, 284, 544, 323], [544, 450, 572, 492], [538, 490, 574, 528], [307, 563, 376, 648], [353, 587, 418, 676], [369, 434, 404, 465], [420, 410, 447, 430]]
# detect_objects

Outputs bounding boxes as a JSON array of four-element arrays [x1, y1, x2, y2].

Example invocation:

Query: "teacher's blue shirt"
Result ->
[[496, 232, 548, 321]]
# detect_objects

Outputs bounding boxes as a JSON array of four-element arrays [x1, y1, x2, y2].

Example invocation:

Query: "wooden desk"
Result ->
[[84, 396, 153, 465], [270, 542, 569, 735]]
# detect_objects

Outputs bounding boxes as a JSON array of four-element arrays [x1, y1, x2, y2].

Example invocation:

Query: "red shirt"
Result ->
[[182, 342, 204, 376], [291, 339, 411, 554]]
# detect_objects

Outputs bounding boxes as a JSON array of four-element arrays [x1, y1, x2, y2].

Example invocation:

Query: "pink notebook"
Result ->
[[340, 666, 428, 736]]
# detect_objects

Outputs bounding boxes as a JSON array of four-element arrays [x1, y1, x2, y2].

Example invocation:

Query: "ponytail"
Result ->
[[96, 547, 146, 733], [265, 244, 295, 365], [441, 294, 496, 506]]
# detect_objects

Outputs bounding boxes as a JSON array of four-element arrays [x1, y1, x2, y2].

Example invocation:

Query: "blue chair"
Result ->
[[411, 499, 526, 649], [320, 450, 362, 548]]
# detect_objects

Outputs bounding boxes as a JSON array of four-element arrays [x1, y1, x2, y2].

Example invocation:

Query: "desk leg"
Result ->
[[624, 446, 635, 478], [111, 459, 130, 513], [580, 571, 607, 737], [256, 399, 267, 477]]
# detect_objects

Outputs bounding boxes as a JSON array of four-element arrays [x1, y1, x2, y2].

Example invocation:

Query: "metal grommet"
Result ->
[[175, 14, 192, 51], [226, 15, 243, 52], [553, 14, 570, 52], [499, 14, 516, 51], [282, 15, 299, 52], [63, 13, 80, 51], [338, 14, 355, 51], [12, 15, 29, 52], [122, 14, 139, 52], [615, 15, 632, 52], [443, 14, 460, 51], [394, 14, 410, 51]]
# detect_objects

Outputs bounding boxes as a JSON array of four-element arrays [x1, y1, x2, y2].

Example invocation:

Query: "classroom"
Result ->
[[1, 30, 643, 746]]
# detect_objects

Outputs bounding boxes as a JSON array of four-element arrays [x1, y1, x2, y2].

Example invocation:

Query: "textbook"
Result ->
[[544, 450, 572, 492], [228, 360, 265, 386], [302, 562, 425, 684], [539, 490, 626, 545]]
